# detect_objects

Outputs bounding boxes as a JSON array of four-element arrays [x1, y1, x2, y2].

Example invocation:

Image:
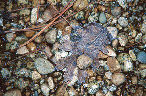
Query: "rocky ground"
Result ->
[[0, 0, 146, 96]]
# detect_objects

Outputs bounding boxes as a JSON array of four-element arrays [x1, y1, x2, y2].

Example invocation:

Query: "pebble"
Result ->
[[129, 50, 137, 61], [16, 68, 30, 77], [31, 71, 41, 80], [74, 11, 84, 20], [105, 71, 112, 79], [142, 35, 146, 44], [0, 18, 3, 26], [137, 51, 146, 64], [15, 35, 28, 44], [108, 84, 117, 92], [112, 39, 118, 48], [31, 8, 37, 24], [27, 42, 36, 51], [18, 0, 28, 5], [4, 89, 21, 96], [99, 12, 107, 24], [118, 17, 128, 27], [106, 46, 116, 57], [107, 27, 118, 39], [41, 83, 50, 96], [34, 58, 55, 74], [135, 33, 142, 42], [88, 83, 99, 94], [111, 7, 121, 16], [47, 77, 55, 89], [73, 0, 88, 10], [16, 46, 29, 54], [6, 33, 16, 42], [77, 54, 93, 69], [96, 90, 104, 96], [131, 76, 137, 84], [42, 9, 52, 22], [118, 33, 128, 46], [47, 0, 57, 5], [44, 46, 53, 58], [34, 36, 43, 43], [98, 51, 108, 59], [111, 73, 125, 85], [24, 31, 35, 37], [45, 29, 57, 44], [16, 78, 29, 89], [107, 57, 121, 72], [123, 60, 133, 71], [117, 0, 127, 8], [1, 68, 11, 78]]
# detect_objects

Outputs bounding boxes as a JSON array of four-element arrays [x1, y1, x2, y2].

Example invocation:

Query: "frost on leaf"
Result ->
[[55, 22, 112, 84]]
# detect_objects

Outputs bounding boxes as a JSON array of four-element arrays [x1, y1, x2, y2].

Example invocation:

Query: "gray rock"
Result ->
[[31, 71, 41, 80], [6, 41, 18, 50], [31, 8, 38, 24], [6, 33, 15, 42], [107, 27, 118, 39], [4, 89, 21, 96], [111, 73, 125, 85], [99, 12, 107, 23], [118, 33, 128, 46], [0, 18, 3, 26], [137, 51, 146, 64], [16, 46, 29, 54], [34, 58, 55, 74], [88, 83, 99, 94], [141, 22, 146, 34], [41, 83, 50, 96], [19, 9, 30, 16], [16, 78, 29, 89], [118, 17, 128, 27], [45, 29, 57, 44], [1, 68, 11, 78], [111, 7, 121, 16], [117, 0, 127, 8], [16, 68, 30, 77], [75, 11, 84, 20]]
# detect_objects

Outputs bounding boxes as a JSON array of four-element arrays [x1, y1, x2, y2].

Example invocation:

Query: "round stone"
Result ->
[[77, 54, 93, 69], [45, 29, 57, 44], [118, 17, 128, 27], [34, 58, 55, 74], [99, 12, 107, 24], [111, 73, 125, 85]]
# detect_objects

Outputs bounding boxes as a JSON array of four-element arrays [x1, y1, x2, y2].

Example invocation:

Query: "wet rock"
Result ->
[[77, 54, 93, 69], [47, 77, 55, 89], [45, 29, 57, 44], [34, 58, 55, 74], [1, 68, 11, 78], [6, 33, 16, 42], [41, 83, 50, 96], [118, 33, 128, 46], [4, 89, 21, 96], [99, 12, 107, 24], [27, 42, 36, 51], [24, 31, 35, 37], [107, 57, 121, 72], [111, 7, 121, 16], [137, 51, 146, 64], [17, 46, 29, 54], [31, 71, 41, 80], [107, 27, 118, 39], [118, 17, 128, 27], [73, 0, 88, 10], [111, 73, 125, 85], [31, 8, 37, 24]]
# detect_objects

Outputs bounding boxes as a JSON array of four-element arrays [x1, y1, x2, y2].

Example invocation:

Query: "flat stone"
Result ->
[[34, 58, 55, 74]]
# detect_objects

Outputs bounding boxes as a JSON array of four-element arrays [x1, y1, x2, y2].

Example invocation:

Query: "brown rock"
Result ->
[[107, 57, 121, 72], [111, 73, 125, 85], [25, 31, 35, 37], [98, 51, 108, 59], [27, 42, 36, 51], [77, 54, 93, 69], [73, 0, 88, 10]]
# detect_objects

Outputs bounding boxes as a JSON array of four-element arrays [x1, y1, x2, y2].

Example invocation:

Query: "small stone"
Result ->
[[6, 33, 16, 42], [98, 51, 108, 59], [99, 12, 107, 24], [4, 89, 21, 96], [142, 35, 146, 44], [112, 39, 118, 48], [111, 73, 125, 85], [17, 46, 29, 54], [107, 27, 118, 39], [129, 50, 136, 61], [106, 46, 116, 57], [31, 8, 37, 24], [117, 0, 127, 8], [31, 71, 41, 80], [123, 60, 133, 71], [44, 46, 52, 58], [16, 68, 30, 77], [105, 91, 113, 96], [73, 0, 88, 10], [47, 0, 57, 5], [135, 33, 142, 42], [15, 35, 28, 44], [118, 17, 128, 27], [45, 29, 57, 44], [1, 68, 11, 78], [41, 83, 50, 96], [18, 0, 28, 5], [105, 71, 112, 79], [74, 11, 84, 20], [34, 58, 55, 74], [68, 86, 78, 96], [27, 42, 36, 51], [131, 76, 137, 84], [34, 36, 43, 43], [24, 31, 35, 37], [107, 57, 121, 72], [118, 33, 128, 46], [111, 7, 121, 16], [16, 78, 29, 89], [88, 82, 99, 94], [47, 77, 55, 89], [108, 84, 117, 92], [141, 22, 146, 34], [96, 90, 104, 96], [77, 54, 93, 69], [137, 51, 146, 64]]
